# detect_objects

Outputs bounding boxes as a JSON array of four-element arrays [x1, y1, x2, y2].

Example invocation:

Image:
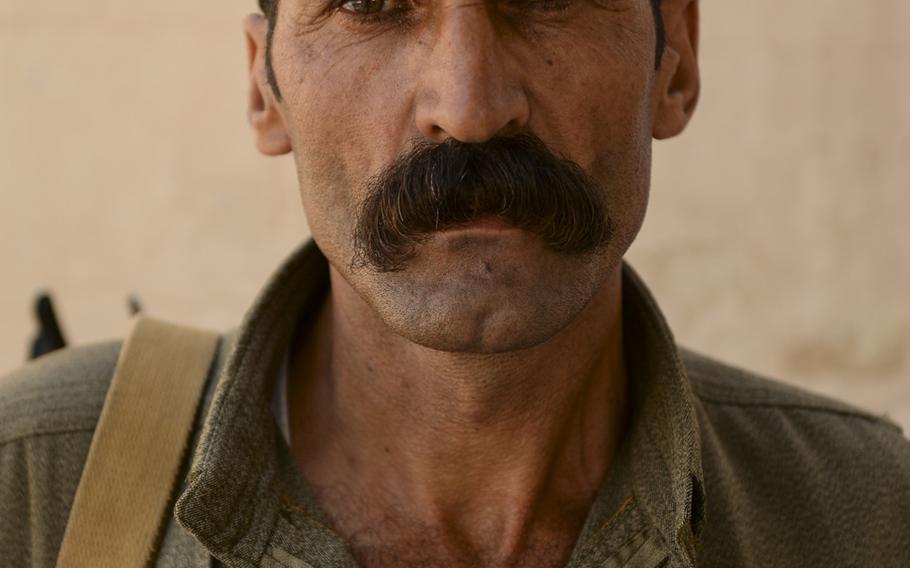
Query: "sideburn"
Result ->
[[264, 1, 282, 101]]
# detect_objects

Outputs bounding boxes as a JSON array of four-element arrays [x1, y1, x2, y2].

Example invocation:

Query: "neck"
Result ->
[[287, 265, 629, 562]]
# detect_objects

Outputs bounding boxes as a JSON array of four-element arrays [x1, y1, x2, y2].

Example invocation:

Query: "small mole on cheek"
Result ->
[[484, 262, 493, 274], [546, 59, 554, 66]]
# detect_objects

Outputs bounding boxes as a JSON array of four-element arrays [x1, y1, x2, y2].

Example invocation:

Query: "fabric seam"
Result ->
[[0, 426, 96, 448], [693, 394, 900, 431]]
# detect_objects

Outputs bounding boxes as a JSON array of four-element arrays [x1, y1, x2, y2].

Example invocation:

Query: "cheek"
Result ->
[[282, 40, 386, 178], [521, 23, 654, 246], [274, 30, 415, 252], [517, 7, 655, 166], [544, 69, 653, 162], [527, 52, 654, 230]]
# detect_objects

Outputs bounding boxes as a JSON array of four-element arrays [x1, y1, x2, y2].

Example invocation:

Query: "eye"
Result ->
[[340, 0, 387, 14]]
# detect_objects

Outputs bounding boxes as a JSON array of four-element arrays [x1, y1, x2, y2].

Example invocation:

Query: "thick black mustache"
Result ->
[[352, 133, 613, 272]]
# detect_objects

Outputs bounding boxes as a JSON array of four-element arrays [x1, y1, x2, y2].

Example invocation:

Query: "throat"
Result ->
[[283, 267, 629, 567]]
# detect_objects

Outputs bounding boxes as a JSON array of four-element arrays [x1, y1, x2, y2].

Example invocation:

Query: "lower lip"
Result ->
[[443, 218, 519, 234]]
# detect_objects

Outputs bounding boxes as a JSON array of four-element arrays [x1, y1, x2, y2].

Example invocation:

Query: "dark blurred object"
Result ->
[[28, 292, 143, 361], [30, 292, 67, 360], [128, 294, 143, 316]]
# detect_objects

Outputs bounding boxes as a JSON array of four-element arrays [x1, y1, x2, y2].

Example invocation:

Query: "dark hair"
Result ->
[[353, 132, 613, 272], [258, 0, 281, 100], [257, 0, 665, 100]]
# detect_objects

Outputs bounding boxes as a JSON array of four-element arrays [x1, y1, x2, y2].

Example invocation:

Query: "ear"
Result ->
[[651, 0, 700, 140], [244, 14, 292, 156]]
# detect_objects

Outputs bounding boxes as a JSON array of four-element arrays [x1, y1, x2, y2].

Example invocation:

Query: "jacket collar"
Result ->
[[174, 240, 705, 567], [620, 265, 705, 566]]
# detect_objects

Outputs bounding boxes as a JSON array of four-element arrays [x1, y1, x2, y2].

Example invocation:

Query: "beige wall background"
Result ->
[[2, 1, 908, 429]]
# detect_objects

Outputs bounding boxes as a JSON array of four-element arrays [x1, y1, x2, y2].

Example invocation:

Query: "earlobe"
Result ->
[[243, 14, 292, 156], [652, 0, 700, 140]]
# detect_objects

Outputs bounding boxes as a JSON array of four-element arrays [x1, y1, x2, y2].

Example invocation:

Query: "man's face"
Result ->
[[246, 0, 698, 353]]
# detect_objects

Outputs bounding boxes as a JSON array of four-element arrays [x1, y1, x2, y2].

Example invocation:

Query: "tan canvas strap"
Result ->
[[57, 316, 220, 568]]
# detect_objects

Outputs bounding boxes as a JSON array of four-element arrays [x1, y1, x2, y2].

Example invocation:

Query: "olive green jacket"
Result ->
[[2, 240, 909, 567]]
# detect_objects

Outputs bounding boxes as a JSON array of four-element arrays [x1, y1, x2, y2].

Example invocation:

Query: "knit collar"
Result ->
[[174, 240, 704, 567]]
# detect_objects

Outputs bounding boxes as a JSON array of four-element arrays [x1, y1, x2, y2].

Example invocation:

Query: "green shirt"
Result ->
[[2, 240, 909, 567]]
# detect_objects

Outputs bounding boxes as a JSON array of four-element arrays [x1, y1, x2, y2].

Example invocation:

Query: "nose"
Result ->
[[414, 2, 530, 143]]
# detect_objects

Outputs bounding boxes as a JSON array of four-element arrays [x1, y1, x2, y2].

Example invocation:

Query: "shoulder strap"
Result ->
[[57, 316, 220, 568]]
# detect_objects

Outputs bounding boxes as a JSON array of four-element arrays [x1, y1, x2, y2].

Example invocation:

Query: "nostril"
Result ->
[[498, 118, 526, 138], [424, 123, 450, 144]]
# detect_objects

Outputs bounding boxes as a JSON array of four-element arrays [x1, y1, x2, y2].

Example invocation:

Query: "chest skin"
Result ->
[[346, 525, 580, 568], [307, 482, 589, 568]]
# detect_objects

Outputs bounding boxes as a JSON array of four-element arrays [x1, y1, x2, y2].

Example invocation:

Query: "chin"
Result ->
[[366, 243, 612, 354]]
